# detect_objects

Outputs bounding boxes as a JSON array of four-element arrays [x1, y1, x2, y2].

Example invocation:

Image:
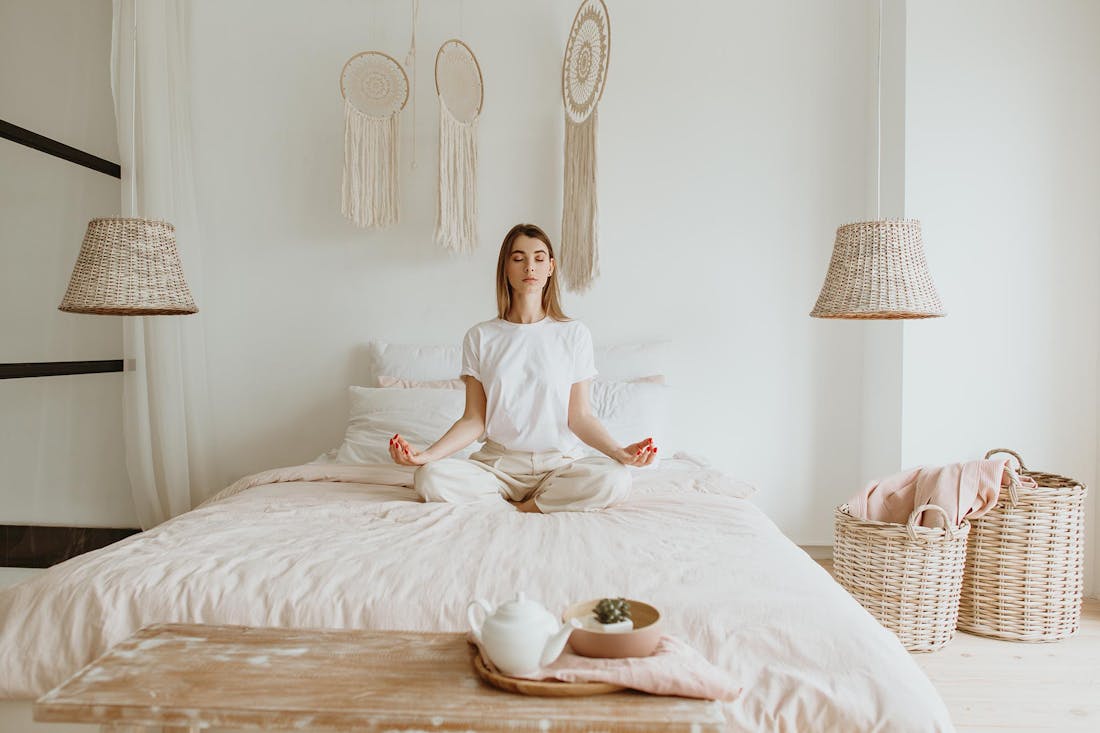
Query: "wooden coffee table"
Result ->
[[34, 623, 727, 731]]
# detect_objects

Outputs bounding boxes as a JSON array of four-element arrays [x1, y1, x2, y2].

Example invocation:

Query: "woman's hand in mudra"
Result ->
[[389, 433, 429, 466], [616, 437, 657, 467]]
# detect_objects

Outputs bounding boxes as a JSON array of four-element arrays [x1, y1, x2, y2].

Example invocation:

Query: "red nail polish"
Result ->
[[653, 447, 658, 453]]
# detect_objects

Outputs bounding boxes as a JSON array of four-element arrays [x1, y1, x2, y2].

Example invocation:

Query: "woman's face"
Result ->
[[506, 235, 554, 295]]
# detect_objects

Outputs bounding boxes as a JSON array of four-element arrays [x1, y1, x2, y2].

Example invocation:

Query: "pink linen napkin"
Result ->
[[468, 633, 741, 702]]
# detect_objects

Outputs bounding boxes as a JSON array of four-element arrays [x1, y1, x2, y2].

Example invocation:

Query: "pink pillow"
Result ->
[[377, 375, 465, 389], [619, 374, 665, 385], [376, 374, 665, 388]]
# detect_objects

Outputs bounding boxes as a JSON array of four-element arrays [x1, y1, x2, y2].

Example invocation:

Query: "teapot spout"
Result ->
[[540, 618, 582, 667]]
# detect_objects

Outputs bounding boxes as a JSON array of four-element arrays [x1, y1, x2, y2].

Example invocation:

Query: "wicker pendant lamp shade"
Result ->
[[812, 0, 944, 320], [58, 217, 197, 316], [810, 219, 944, 319], [60, 6, 196, 317]]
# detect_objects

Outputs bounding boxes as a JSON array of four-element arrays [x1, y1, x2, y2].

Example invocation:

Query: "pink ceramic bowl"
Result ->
[[563, 599, 662, 658]]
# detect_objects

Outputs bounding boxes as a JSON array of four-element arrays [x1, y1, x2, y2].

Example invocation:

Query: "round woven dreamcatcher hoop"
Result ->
[[340, 51, 409, 119], [434, 38, 483, 253], [340, 51, 408, 229], [562, 0, 610, 124], [435, 39, 483, 124]]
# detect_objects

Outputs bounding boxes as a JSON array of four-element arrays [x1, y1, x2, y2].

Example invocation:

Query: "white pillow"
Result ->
[[375, 374, 664, 389], [369, 374, 667, 443], [585, 380, 669, 465], [367, 341, 461, 383], [595, 342, 672, 382], [333, 381, 669, 466], [377, 375, 466, 389], [334, 387, 475, 465], [366, 339, 670, 383], [364, 375, 668, 465]]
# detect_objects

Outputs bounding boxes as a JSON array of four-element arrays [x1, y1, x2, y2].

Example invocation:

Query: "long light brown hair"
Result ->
[[495, 223, 570, 321]]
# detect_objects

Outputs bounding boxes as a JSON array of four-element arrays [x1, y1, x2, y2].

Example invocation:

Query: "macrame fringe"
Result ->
[[435, 104, 479, 253], [342, 98, 400, 229], [561, 108, 599, 292]]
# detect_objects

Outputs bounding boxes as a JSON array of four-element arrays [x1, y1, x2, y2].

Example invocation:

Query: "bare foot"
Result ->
[[511, 497, 543, 514]]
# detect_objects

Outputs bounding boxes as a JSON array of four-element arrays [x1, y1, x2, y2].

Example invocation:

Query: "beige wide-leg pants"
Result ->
[[414, 440, 631, 513]]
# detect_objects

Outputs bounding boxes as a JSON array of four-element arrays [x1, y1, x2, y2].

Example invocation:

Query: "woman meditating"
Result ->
[[389, 223, 657, 513]]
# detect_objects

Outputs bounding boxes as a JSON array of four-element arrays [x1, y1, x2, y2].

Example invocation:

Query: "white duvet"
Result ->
[[0, 459, 953, 732]]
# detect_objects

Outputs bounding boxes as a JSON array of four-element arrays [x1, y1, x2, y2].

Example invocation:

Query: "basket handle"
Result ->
[[984, 447, 1027, 471], [1003, 464, 1022, 507], [905, 504, 959, 541]]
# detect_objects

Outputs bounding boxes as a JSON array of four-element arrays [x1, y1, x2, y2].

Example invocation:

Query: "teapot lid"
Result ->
[[495, 592, 549, 621]]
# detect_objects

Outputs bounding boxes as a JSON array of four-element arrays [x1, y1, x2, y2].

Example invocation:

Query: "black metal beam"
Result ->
[[1, 525, 141, 568], [0, 119, 121, 178], [0, 360, 124, 379]]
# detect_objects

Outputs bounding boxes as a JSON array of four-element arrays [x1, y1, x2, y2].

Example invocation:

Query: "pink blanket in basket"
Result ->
[[847, 457, 1036, 527]]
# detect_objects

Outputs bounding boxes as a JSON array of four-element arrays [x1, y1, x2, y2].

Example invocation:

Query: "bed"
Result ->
[[0, 456, 953, 731], [0, 341, 954, 730]]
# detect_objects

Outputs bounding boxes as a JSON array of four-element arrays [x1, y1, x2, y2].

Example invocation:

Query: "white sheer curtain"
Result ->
[[112, 0, 216, 528]]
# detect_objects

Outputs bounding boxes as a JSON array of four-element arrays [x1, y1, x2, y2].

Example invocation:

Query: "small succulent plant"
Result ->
[[593, 597, 632, 625]]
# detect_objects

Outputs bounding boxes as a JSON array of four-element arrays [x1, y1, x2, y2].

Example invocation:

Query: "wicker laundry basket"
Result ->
[[958, 448, 1088, 642], [834, 503, 970, 652]]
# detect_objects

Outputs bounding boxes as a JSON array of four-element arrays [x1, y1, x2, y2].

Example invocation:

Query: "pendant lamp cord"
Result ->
[[131, 0, 138, 217], [875, 0, 882, 220], [405, 0, 420, 170]]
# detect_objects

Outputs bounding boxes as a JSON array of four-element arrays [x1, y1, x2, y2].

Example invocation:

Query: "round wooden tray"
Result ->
[[472, 652, 625, 697]]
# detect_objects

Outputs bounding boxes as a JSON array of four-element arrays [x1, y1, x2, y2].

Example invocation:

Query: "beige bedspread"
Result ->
[[0, 459, 953, 732]]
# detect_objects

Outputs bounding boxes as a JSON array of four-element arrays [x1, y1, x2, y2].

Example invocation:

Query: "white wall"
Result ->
[[858, 0, 905, 487], [3, 0, 1095, 577], [903, 0, 1100, 594], [0, 0, 133, 528], [189, 0, 873, 543]]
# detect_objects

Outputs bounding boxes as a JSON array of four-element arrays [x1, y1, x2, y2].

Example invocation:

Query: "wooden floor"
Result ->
[[818, 560, 1100, 732]]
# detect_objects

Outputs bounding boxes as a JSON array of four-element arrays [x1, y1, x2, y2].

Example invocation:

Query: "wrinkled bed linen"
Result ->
[[0, 459, 953, 732]]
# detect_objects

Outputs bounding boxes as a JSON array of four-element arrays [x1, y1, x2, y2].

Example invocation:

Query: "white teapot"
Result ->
[[467, 592, 581, 677]]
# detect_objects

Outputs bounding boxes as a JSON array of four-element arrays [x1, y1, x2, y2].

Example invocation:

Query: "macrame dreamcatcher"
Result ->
[[434, 39, 484, 253], [340, 51, 409, 229], [561, 0, 610, 292]]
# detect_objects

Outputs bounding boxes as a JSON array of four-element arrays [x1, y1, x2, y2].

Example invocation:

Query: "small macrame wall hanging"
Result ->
[[340, 51, 409, 229], [561, 0, 610, 292], [434, 39, 484, 253]]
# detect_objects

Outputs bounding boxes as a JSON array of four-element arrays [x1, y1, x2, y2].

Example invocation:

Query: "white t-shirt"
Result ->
[[461, 317, 597, 453]]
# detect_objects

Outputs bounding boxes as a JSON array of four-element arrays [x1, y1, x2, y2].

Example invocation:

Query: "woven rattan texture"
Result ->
[[958, 449, 1087, 642], [59, 218, 197, 315], [811, 219, 945, 319], [834, 504, 969, 652]]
